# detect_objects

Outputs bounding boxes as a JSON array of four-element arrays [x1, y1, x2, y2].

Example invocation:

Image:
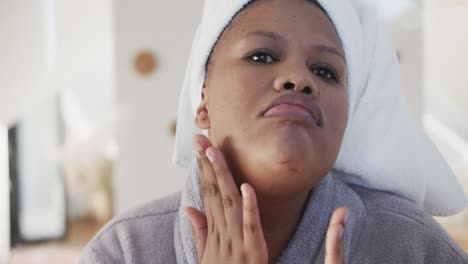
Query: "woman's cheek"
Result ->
[[323, 96, 348, 158], [325, 92, 348, 126]]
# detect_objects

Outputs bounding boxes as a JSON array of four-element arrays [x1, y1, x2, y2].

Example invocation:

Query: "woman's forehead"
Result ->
[[218, 0, 343, 52]]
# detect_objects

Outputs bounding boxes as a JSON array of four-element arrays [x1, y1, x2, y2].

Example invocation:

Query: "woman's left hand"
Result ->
[[325, 207, 349, 264]]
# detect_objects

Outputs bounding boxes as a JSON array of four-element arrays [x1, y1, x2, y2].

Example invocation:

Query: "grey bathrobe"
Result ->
[[80, 165, 467, 263]]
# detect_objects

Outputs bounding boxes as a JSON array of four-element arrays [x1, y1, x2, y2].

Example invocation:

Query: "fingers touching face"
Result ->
[[193, 134, 244, 238], [191, 134, 269, 262]]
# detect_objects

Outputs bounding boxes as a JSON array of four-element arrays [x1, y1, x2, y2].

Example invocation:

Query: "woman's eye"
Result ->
[[248, 52, 277, 64], [312, 67, 338, 82]]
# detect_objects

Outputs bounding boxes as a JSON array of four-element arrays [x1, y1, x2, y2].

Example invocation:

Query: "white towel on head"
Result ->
[[173, 0, 467, 216]]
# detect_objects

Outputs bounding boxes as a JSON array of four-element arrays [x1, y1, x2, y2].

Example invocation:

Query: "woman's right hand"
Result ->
[[184, 134, 269, 264]]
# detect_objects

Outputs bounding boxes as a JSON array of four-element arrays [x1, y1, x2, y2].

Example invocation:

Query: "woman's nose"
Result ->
[[273, 68, 320, 99]]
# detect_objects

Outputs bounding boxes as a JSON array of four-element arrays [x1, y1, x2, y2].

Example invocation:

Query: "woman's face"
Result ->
[[196, 0, 348, 198]]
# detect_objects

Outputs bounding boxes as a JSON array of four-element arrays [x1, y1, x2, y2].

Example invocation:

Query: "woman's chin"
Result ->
[[243, 153, 307, 190], [226, 133, 325, 196], [244, 141, 327, 194], [246, 166, 316, 199], [261, 136, 313, 164]]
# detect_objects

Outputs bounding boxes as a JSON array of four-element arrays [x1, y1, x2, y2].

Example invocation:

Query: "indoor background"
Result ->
[[0, 0, 467, 263]]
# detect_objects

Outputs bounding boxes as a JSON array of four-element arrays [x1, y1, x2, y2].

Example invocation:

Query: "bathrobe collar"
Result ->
[[173, 163, 366, 263]]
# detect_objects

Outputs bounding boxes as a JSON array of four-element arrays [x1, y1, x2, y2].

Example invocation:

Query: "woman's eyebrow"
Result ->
[[244, 30, 284, 41], [314, 45, 346, 63]]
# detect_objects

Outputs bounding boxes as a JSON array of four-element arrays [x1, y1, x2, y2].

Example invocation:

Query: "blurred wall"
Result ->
[[424, 0, 468, 192], [0, 0, 54, 259], [424, 0, 468, 144], [424, 0, 468, 115], [0, 0, 114, 125], [56, 0, 115, 219], [56, 0, 115, 93], [0, 0, 55, 125], [391, 9, 423, 123], [0, 0, 115, 252], [113, 0, 203, 214]]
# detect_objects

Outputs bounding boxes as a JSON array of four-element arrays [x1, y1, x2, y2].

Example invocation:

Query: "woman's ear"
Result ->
[[195, 90, 210, 130]]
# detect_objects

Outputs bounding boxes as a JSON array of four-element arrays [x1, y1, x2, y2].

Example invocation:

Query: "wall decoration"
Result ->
[[134, 50, 157, 76], [170, 120, 177, 138]]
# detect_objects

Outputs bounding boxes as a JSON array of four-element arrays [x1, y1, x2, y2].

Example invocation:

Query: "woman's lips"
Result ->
[[263, 104, 319, 125]]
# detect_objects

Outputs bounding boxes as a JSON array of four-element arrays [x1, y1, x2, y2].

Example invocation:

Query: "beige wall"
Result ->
[[424, 0, 468, 188], [0, 0, 55, 125], [423, 0, 468, 227], [0, 0, 114, 125], [0, 0, 52, 259], [0, 0, 115, 254], [113, 0, 203, 213], [424, 0, 468, 115], [55, 0, 114, 90], [391, 8, 423, 124]]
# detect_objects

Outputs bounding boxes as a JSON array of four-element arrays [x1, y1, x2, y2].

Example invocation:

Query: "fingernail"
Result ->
[[241, 184, 249, 199], [344, 211, 350, 224], [193, 140, 203, 153], [206, 149, 214, 162], [339, 226, 344, 239]]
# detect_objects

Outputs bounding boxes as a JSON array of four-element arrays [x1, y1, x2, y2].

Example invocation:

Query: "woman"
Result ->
[[80, 0, 467, 263]]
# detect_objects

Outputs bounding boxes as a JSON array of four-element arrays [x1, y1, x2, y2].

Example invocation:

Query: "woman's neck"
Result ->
[[256, 191, 311, 263]]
